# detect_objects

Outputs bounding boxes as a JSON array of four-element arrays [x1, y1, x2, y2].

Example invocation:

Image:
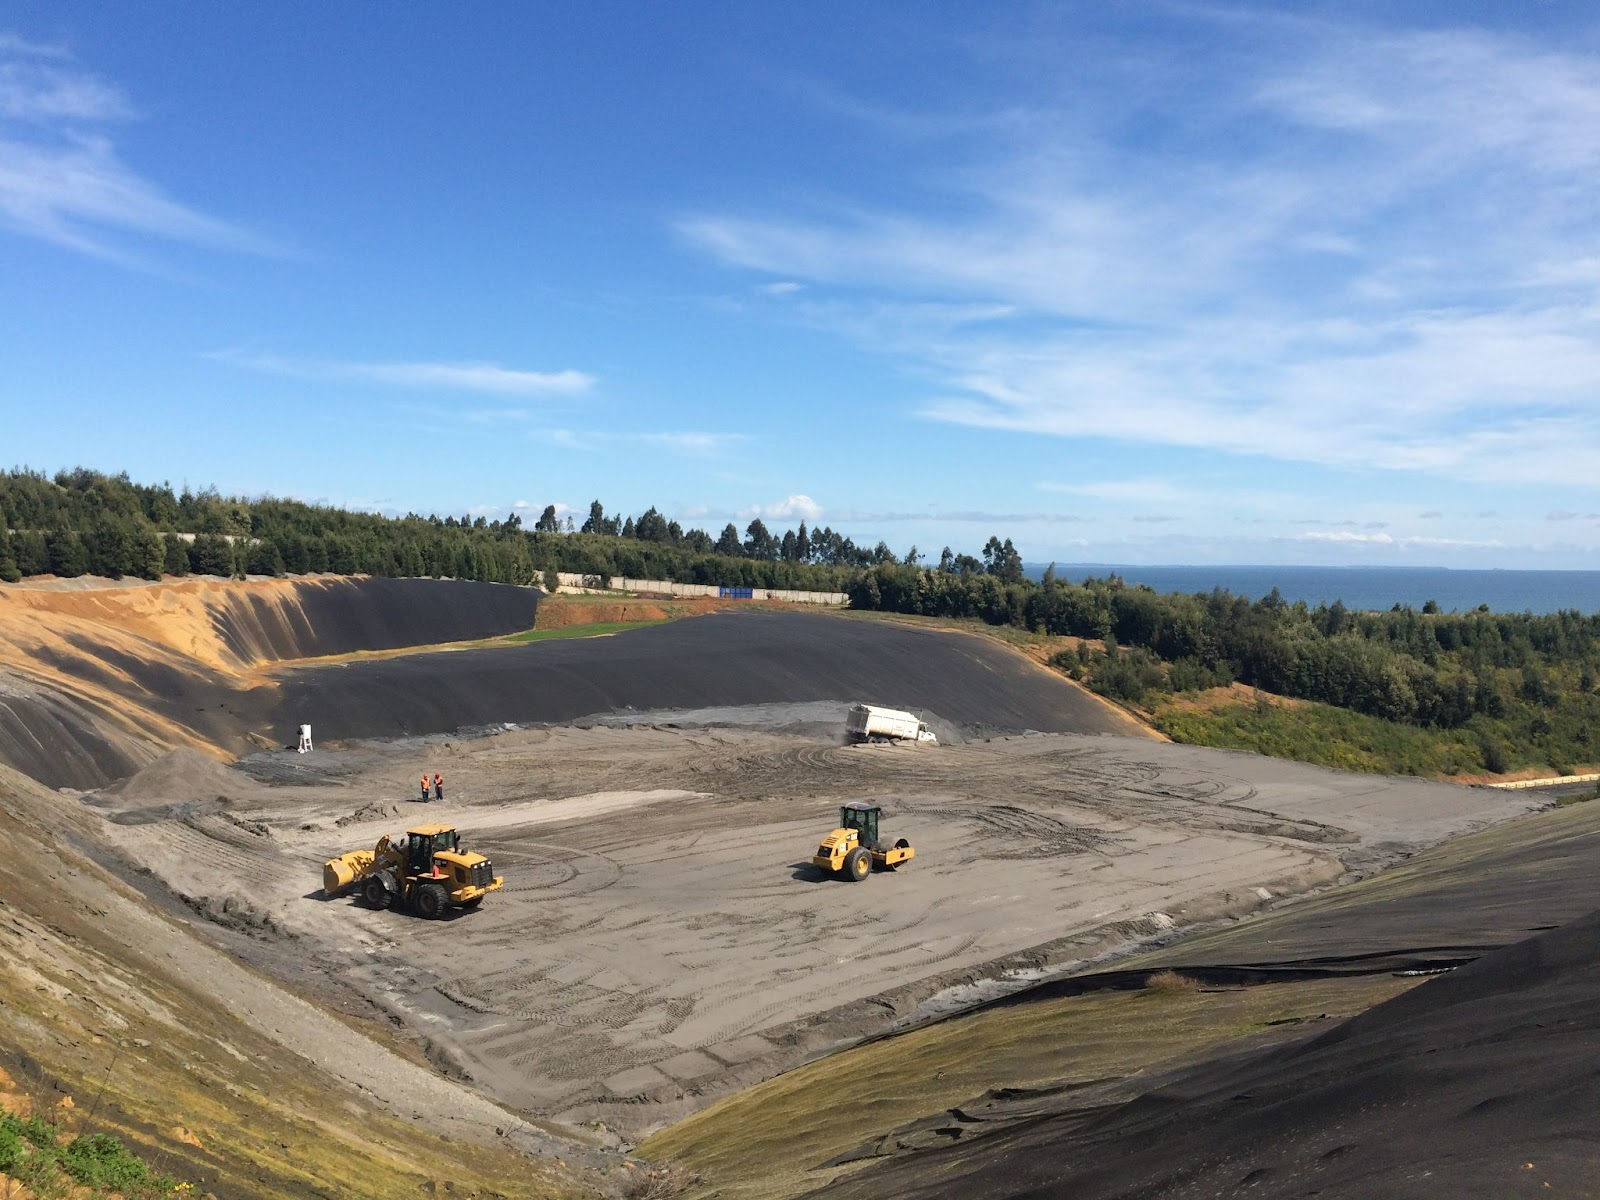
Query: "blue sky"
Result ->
[[6, 2, 1600, 568]]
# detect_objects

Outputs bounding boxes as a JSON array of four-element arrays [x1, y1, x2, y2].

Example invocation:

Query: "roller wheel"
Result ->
[[844, 847, 872, 882], [361, 874, 392, 909], [415, 882, 450, 919]]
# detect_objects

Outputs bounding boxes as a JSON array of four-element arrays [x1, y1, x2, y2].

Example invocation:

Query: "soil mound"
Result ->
[[96, 746, 255, 806], [336, 799, 405, 827]]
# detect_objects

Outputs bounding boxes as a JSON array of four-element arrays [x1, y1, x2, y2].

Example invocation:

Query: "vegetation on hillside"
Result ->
[[1, 1110, 190, 1198], [847, 561, 1600, 777]]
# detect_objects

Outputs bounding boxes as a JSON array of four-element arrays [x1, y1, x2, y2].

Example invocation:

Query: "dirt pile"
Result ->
[[95, 746, 258, 807], [336, 799, 405, 826]]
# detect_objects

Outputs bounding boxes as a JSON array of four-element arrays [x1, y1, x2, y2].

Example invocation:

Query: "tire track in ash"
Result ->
[[473, 840, 623, 898], [1111, 775, 1358, 844], [691, 931, 987, 1046]]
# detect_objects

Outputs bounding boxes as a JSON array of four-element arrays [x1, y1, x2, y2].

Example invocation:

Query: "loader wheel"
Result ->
[[415, 882, 450, 919], [844, 847, 871, 882], [361, 874, 392, 909]]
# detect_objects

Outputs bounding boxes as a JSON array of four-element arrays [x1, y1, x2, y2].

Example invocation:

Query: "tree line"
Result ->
[[0, 468, 920, 591], [5, 467, 1596, 774]]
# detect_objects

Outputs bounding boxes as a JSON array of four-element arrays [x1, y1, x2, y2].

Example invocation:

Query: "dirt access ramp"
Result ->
[[0, 575, 539, 789], [0, 760, 596, 1200], [101, 722, 1545, 1147]]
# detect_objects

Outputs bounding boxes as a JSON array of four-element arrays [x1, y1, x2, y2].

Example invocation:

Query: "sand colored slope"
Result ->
[[0, 762, 593, 1200]]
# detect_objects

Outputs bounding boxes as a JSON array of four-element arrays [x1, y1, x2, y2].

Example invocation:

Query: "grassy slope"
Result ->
[[0, 768, 593, 1200]]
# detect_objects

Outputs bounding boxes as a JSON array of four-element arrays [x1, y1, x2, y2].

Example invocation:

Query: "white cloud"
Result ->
[[682, 15, 1600, 490], [742, 493, 824, 522], [759, 280, 804, 296], [0, 33, 275, 262], [212, 350, 594, 396]]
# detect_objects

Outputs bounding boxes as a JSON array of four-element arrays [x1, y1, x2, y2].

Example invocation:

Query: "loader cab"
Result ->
[[839, 803, 881, 851], [404, 824, 460, 874]]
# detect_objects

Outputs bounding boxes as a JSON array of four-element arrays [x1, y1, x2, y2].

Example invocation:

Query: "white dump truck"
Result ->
[[846, 704, 938, 745]]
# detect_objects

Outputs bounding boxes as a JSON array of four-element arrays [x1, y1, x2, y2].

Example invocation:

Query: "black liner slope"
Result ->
[[816, 803, 1600, 1200], [271, 610, 1133, 741], [210, 576, 540, 663]]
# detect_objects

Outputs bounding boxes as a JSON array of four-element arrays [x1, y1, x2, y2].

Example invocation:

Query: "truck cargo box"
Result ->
[[846, 703, 937, 744]]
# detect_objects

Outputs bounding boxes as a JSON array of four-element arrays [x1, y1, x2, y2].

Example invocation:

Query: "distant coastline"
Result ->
[[1025, 564, 1600, 615]]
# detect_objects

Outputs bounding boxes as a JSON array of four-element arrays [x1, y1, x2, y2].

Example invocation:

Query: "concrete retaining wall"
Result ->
[[555, 572, 846, 607]]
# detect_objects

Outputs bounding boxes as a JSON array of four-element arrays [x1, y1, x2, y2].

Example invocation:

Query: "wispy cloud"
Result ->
[[1297, 530, 1505, 550], [0, 32, 276, 262], [212, 349, 594, 397], [530, 428, 746, 458], [682, 14, 1600, 490], [1039, 478, 1190, 503], [829, 508, 1086, 525]]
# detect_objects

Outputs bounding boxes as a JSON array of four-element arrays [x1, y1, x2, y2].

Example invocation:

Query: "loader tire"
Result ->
[[361, 874, 392, 909], [415, 882, 450, 920], [844, 847, 872, 882]]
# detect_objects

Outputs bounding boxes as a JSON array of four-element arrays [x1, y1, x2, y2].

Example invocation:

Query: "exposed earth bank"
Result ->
[[0, 575, 538, 789]]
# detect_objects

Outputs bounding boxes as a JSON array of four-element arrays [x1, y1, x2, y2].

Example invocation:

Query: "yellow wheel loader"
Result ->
[[322, 822, 502, 918], [812, 802, 914, 882]]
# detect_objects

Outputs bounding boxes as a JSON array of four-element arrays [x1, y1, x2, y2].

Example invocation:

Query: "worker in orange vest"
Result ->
[[433, 772, 444, 802], [420, 773, 430, 803]]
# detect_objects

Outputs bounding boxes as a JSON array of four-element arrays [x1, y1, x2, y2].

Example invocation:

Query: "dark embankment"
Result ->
[[272, 609, 1137, 741], [0, 576, 539, 789], [208, 575, 540, 662], [804, 799, 1600, 1200]]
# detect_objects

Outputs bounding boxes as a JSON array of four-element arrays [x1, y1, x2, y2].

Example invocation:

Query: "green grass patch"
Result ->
[[1152, 696, 1485, 777], [0, 1110, 189, 1198], [506, 620, 665, 642]]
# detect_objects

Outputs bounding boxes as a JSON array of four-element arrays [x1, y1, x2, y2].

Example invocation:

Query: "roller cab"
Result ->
[[811, 802, 914, 881]]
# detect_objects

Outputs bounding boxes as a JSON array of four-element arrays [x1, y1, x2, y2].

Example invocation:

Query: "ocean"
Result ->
[[1024, 565, 1600, 616]]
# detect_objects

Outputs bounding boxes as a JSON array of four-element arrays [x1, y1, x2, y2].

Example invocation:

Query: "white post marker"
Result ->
[[297, 724, 314, 754]]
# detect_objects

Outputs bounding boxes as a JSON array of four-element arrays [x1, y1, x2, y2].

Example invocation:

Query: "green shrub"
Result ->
[[60, 1131, 152, 1190], [0, 1118, 22, 1171]]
